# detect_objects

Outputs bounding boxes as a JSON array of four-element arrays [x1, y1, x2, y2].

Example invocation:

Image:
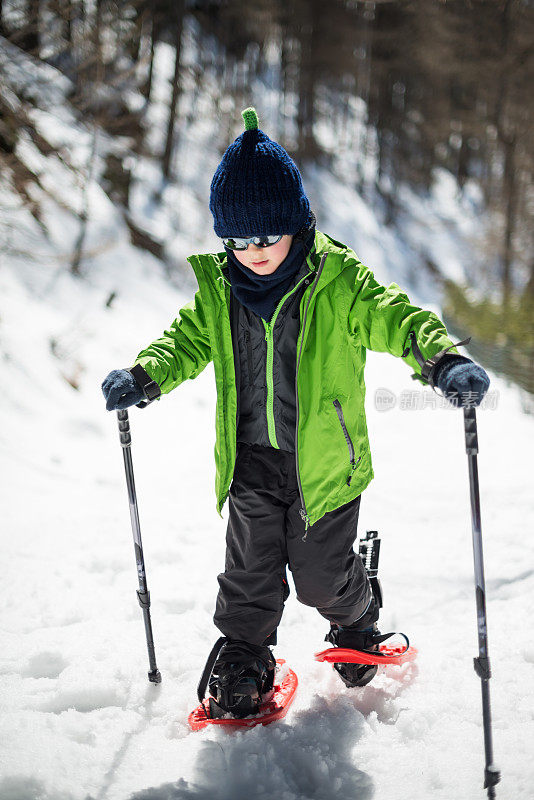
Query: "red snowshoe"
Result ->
[[189, 637, 298, 731], [316, 627, 417, 685]]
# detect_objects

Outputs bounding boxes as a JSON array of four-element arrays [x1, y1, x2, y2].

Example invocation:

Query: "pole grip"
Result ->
[[117, 409, 132, 448], [464, 406, 479, 455]]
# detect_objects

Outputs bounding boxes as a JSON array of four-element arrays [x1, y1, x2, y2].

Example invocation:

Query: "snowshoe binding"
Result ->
[[319, 623, 416, 684], [204, 638, 276, 719], [325, 623, 384, 687]]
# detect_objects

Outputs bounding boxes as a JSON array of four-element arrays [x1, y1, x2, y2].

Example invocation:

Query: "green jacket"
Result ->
[[134, 229, 459, 529]]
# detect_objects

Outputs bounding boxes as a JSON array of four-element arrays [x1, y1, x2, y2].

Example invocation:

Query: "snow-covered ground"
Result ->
[[1, 35, 533, 800], [2, 175, 533, 799]]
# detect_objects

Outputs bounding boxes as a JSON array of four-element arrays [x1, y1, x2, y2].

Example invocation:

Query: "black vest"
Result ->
[[227, 258, 313, 453]]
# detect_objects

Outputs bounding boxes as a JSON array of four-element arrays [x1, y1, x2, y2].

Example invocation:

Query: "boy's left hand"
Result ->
[[433, 357, 490, 408]]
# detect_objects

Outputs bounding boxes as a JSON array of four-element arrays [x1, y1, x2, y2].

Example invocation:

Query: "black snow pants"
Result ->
[[214, 442, 378, 646]]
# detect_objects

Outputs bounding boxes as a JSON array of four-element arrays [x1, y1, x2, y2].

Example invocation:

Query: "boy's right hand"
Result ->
[[101, 369, 145, 411]]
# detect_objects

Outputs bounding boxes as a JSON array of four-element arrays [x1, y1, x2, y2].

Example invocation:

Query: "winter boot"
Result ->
[[325, 623, 382, 688], [208, 639, 276, 719]]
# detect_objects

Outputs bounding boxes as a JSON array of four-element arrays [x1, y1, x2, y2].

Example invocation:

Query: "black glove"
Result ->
[[433, 356, 490, 408], [101, 369, 145, 411]]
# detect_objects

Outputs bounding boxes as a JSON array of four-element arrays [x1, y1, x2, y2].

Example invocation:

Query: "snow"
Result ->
[[1, 37, 533, 800]]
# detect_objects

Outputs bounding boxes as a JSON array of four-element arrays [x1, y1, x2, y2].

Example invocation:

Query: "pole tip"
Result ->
[[148, 669, 162, 684]]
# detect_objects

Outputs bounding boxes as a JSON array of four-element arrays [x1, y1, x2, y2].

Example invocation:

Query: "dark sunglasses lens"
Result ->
[[254, 235, 282, 247], [223, 238, 248, 250], [223, 235, 283, 250]]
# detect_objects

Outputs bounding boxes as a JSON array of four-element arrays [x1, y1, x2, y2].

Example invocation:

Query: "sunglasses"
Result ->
[[222, 234, 283, 251]]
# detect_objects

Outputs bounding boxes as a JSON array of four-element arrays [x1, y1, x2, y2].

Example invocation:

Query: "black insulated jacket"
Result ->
[[226, 255, 315, 454]]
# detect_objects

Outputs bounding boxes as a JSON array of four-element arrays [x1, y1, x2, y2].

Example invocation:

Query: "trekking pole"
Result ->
[[116, 409, 162, 684], [463, 406, 499, 797]]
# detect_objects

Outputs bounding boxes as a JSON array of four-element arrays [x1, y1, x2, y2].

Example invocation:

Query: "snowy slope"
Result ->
[[2, 167, 533, 799], [1, 39, 533, 800]]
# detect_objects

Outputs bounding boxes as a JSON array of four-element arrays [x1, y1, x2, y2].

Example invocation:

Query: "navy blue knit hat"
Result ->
[[209, 107, 311, 238]]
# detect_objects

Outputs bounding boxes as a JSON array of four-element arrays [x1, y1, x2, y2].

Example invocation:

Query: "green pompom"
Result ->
[[242, 107, 259, 131]]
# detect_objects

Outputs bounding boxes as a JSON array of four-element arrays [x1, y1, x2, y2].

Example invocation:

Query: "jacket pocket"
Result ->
[[332, 399, 361, 486]]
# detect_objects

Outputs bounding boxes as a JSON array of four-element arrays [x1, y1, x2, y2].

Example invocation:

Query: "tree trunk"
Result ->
[[279, 35, 290, 144], [457, 135, 469, 190], [502, 135, 517, 305], [71, 127, 99, 275], [128, 0, 147, 63], [162, 1, 186, 181], [494, 0, 514, 305], [64, 0, 73, 44], [142, 12, 158, 104], [24, 0, 40, 54], [94, 0, 103, 75], [295, 0, 321, 163]]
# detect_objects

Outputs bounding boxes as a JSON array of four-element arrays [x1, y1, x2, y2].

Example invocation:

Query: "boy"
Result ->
[[102, 107, 490, 718]]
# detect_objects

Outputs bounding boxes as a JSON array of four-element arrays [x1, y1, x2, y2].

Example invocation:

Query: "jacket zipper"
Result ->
[[262, 268, 316, 449], [263, 317, 279, 448], [332, 399, 361, 486], [295, 252, 328, 539]]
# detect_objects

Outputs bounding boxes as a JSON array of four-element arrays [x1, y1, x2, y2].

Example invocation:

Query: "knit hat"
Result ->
[[209, 107, 311, 238]]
